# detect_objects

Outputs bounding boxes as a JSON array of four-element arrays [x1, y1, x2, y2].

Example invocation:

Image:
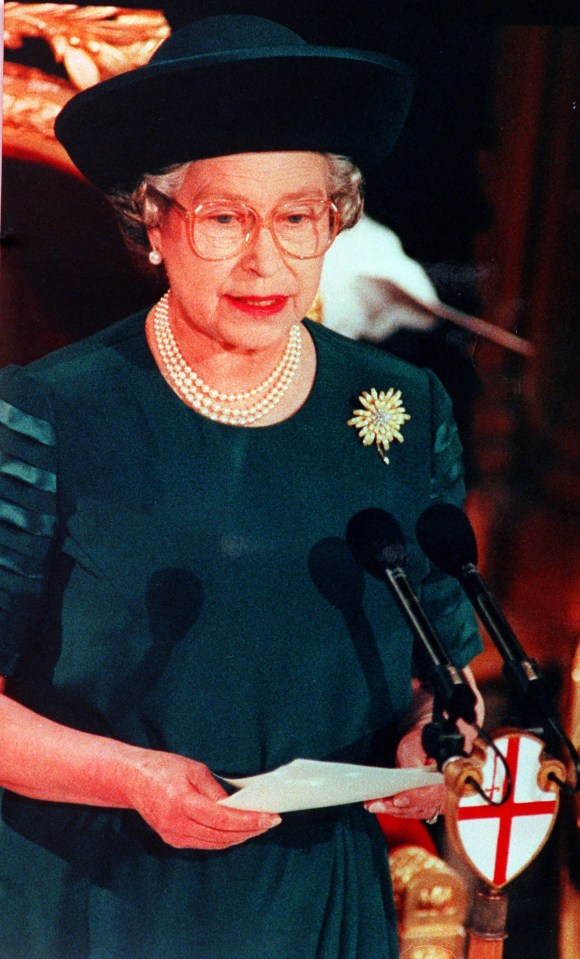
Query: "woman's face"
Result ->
[[148, 151, 330, 353]]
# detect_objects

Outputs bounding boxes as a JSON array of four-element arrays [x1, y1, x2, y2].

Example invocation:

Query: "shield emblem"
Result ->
[[446, 732, 561, 889]]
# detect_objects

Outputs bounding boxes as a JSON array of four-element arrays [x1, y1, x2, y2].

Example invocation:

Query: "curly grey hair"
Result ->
[[107, 154, 364, 268]]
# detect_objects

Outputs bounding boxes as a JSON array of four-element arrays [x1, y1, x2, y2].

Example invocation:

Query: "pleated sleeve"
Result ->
[[417, 370, 483, 669], [0, 367, 58, 675]]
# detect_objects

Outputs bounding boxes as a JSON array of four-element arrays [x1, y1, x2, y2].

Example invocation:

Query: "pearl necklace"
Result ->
[[152, 292, 303, 426]]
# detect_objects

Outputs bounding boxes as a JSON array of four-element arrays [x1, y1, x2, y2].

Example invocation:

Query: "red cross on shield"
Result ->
[[447, 732, 560, 889]]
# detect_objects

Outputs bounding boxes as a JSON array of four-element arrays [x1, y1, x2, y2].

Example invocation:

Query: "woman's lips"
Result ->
[[225, 295, 289, 317]]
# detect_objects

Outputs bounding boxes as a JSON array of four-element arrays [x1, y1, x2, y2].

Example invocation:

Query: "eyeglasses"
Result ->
[[170, 196, 340, 261]]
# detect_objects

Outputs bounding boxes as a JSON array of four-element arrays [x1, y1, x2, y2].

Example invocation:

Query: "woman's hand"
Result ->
[[364, 722, 444, 820], [126, 751, 281, 850], [0, 691, 280, 851], [363, 667, 484, 820]]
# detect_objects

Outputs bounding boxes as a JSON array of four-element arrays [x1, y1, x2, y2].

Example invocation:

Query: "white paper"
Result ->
[[218, 758, 443, 813]]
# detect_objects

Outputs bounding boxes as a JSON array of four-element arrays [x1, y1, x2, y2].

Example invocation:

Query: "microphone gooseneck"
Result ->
[[416, 503, 579, 792], [416, 503, 549, 683], [346, 508, 476, 726], [417, 503, 527, 664], [345, 508, 512, 801]]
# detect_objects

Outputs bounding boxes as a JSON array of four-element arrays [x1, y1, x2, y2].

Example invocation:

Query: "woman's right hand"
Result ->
[[126, 751, 281, 850], [0, 690, 279, 850]]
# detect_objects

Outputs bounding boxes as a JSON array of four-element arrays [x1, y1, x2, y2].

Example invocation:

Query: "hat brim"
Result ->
[[55, 47, 414, 192]]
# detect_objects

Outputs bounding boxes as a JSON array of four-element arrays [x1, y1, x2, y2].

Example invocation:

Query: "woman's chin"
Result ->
[[214, 314, 302, 353]]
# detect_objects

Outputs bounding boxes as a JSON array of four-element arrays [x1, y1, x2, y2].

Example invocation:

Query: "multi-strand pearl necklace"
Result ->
[[152, 292, 303, 426]]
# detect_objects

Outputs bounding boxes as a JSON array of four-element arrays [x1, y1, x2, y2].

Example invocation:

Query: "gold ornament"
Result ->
[[4, 5, 170, 91], [348, 387, 410, 464], [3, 5, 170, 170]]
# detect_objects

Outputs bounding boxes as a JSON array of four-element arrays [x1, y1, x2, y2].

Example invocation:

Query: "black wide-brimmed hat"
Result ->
[[55, 14, 414, 192]]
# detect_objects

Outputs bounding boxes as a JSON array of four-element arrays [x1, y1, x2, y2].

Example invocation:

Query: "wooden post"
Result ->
[[467, 887, 508, 959]]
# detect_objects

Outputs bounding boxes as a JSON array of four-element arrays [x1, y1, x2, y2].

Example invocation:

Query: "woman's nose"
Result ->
[[240, 224, 286, 276]]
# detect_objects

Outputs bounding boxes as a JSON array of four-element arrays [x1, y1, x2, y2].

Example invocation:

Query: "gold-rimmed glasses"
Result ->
[[170, 196, 340, 261]]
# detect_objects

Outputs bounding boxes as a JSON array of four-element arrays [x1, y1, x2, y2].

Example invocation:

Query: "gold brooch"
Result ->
[[348, 388, 411, 464]]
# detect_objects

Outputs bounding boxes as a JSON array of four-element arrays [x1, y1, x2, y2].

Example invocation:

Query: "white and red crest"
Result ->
[[446, 732, 561, 889]]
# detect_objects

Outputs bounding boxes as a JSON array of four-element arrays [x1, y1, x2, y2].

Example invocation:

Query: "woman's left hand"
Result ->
[[363, 722, 444, 820], [364, 667, 484, 820]]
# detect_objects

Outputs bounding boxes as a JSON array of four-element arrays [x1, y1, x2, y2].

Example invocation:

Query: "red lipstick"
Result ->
[[225, 295, 289, 318]]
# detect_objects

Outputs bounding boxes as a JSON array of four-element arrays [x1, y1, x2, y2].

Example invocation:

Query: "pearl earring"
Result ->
[[148, 249, 163, 266]]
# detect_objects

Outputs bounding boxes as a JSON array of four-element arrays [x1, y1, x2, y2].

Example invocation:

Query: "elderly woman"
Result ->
[[0, 15, 483, 959]]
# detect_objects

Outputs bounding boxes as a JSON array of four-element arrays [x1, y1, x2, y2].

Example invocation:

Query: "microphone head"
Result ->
[[346, 508, 407, 578], [416, 503, 478, 575]]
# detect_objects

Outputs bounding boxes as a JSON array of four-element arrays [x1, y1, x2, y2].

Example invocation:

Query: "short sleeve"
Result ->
[[415, 370, 483, 672], [0, 367, 58, 675]]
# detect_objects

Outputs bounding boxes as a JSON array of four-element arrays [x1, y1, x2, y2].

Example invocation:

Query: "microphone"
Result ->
[[415, 503, 558, 725], [346, 508, 476, 725]]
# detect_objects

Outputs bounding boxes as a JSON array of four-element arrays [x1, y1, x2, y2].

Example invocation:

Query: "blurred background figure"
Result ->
[[317, 213, 482, 485], [318, 213, 439, 343]]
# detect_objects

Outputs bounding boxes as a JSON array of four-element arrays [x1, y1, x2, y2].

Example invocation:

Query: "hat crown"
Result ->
[[150, 15, 306, 63], [55, 14, 414, 191]]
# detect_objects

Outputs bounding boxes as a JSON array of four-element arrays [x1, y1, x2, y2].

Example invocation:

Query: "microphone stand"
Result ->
[[420, 689, 492, 812], [411, 504, 573, 956], [421, 696, 470, 770], [460, 562, 580, 791], [381, 564, 499, 802], [415, 504, 579, 791]]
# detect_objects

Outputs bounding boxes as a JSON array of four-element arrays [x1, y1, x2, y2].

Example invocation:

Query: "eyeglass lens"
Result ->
[[190, 199, 337, 259]]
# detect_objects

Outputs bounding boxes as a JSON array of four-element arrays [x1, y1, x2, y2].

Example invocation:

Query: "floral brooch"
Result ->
[[348, 388, 411, 464]]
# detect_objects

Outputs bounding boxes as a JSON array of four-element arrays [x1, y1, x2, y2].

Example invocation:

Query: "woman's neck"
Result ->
[[170, 310, 293, 395], [145, 299, 318, 427]]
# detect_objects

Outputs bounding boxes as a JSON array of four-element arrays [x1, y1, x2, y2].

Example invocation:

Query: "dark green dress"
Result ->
[[0, 315, 481, 959]]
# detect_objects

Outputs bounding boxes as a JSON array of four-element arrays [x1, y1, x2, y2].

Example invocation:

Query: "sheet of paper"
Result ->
[[218, 758, 443, 812]]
